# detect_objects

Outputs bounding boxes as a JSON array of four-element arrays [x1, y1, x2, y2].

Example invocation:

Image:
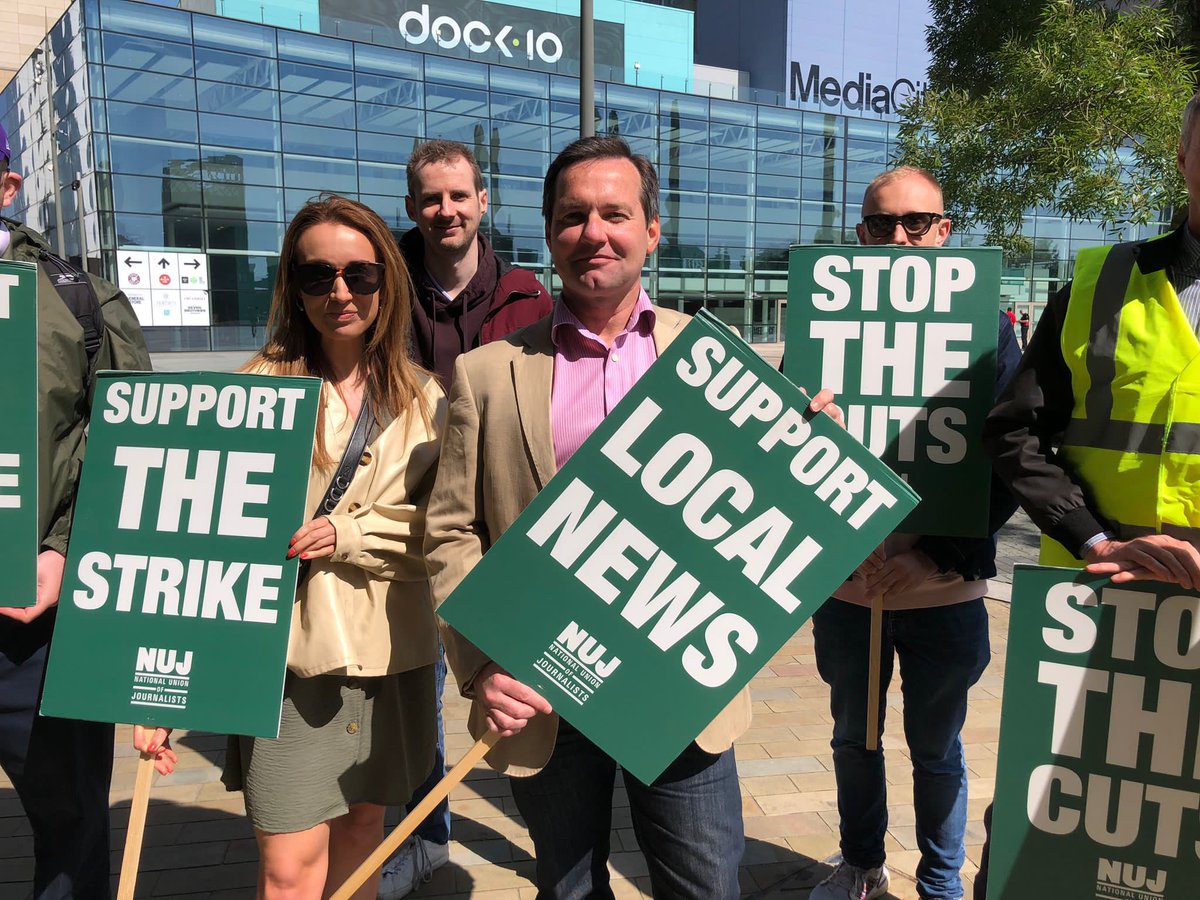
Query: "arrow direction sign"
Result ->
[[116, 251, 151, 293]]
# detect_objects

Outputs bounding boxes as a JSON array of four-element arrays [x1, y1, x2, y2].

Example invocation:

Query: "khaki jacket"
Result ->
[[425, 306, 753, 776], [277, 374, 447, 676]]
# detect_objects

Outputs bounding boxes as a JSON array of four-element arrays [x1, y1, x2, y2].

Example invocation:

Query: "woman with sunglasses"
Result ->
[[135, 195, 445, 899]]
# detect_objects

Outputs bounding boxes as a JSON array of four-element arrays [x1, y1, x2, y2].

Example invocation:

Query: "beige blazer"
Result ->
[[425, 306, 753, 776]]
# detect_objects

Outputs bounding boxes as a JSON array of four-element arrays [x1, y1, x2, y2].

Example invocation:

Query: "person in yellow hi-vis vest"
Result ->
[[976, 92, 1200, 900]]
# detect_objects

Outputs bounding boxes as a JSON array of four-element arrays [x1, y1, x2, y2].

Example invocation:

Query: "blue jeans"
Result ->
[[509, 720, 743, 900], [812, 598, 990, 900], [406, 642, 451, 845], [0, 623, 114, 899]]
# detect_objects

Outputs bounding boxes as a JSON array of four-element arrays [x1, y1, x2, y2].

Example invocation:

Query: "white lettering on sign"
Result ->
[[0, 452, 19, 508], [1022, 580, 1200, 859], [73, 551, 282, 624], [103, 381, 307, 430], [525, 477, 758, 689], [0, 273, 18, 319], [112, 446, 274, 536]]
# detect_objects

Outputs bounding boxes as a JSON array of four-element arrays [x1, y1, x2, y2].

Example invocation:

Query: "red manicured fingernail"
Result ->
[[287, 548, 295, 558], [299, 552, 309, 560]]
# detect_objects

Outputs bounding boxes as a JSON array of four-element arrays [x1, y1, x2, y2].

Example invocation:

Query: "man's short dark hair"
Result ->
[[542, 136, 659, 226], [406, 140, 485, 197]]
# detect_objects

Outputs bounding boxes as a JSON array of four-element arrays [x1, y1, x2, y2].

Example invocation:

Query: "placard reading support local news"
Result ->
[[989, 566, 1200, 900], [41, 372, 320, 737], [784, 246, 1000, 536], [0, 260, 38, 607], [439, 311, 919, 783]]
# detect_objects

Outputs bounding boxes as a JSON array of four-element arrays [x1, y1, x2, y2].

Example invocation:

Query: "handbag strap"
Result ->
[[315, 391, 374, 517], [297, 392, 374, 583]]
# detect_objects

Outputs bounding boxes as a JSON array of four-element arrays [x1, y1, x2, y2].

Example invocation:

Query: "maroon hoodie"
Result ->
[[401, 228, 551, 389]]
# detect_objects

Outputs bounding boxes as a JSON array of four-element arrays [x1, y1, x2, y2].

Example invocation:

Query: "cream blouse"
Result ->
[[286, 374, 446, 677]]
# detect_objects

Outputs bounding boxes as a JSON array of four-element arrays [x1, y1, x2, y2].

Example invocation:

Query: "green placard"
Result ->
[[784, 245, 1000, 537], [990, 565, 1200, 900], [41, 371, 321, 737], [439, 310, 919, 783], [0, 260, 38, 606]]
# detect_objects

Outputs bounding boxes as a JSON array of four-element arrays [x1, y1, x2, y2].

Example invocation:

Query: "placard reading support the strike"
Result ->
[[439, 311, 919, 783], [784, 246, 1000, 536], [0, 261, 38, 606], [41, 372, 320, 737], [989, 566, 1200, 900]]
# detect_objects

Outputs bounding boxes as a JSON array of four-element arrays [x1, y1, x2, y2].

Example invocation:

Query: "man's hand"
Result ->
[[802, 387, 844, 428], [1085, 535, 1200, 589], [0, 550, 66, 624], [865, 549, 938, 599], [476, 662, 552, 737], [851, 545, 886, 583]]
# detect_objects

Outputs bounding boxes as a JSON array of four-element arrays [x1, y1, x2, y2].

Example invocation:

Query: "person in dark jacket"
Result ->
[[809, 166, 1020, 900], [380, 140, 550, 899], [0, 122, 149, 899], [399, 139, 551, 390]]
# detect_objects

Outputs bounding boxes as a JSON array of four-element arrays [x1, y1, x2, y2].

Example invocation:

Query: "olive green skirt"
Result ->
[[223, 665, 436, 834]]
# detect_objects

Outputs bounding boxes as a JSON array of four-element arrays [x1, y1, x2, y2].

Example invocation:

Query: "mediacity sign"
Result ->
[[0, 261, 37, 606], [785, 245, 1000, 536], [989, 566, 1200, 900], [41, 372, 321, 737], [440, 311, 918, 782]]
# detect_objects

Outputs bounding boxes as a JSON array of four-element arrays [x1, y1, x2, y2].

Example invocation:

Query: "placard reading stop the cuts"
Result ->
[[784, 246, 1001, 537], [40, 372, 320, 737]]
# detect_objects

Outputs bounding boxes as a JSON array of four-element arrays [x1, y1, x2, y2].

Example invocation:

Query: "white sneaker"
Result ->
[[809, 861, 890, 900], [377, 836, 450, 900]]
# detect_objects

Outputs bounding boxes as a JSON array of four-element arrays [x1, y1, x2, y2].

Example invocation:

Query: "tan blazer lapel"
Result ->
[[512, 318, 557, 490], [652, 306, 689, 354]]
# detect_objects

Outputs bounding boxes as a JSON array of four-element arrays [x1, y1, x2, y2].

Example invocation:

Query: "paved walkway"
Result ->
[[0, 511, 1041, 899]]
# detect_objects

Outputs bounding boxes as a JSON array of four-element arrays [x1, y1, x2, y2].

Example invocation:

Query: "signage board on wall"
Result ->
[[321, 0, 625, 74], [785, 0, 933, 119], [118, 251, 211, 328]]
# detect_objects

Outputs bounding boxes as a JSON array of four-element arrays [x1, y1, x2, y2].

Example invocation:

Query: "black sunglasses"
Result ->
[[292, 261, 385, 296], [861, 212, 944, 239]]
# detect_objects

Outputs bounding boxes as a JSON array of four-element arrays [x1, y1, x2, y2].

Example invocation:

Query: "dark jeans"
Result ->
[[0, 625, 114, 899], [812, 598, 990, 900], [405, 642, 450, 845], [509, 721, 743, 900]]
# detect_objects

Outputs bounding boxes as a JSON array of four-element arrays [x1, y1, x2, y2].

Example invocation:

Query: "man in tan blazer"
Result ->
[[426, 136, 835, 899]]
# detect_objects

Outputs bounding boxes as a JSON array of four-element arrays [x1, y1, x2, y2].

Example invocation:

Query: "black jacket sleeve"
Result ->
[[982, 284, 1109, 557], [914, 310, 1024, 579]]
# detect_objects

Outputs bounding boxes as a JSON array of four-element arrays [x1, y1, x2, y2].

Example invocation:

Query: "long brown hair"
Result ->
[[245, 194, 431, 466]]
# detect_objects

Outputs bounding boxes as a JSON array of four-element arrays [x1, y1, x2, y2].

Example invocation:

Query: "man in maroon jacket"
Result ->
[[381, 139, 550, 899], [400, 139, 551, 389]]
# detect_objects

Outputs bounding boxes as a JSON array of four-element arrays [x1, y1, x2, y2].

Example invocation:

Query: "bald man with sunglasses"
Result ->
[[808, 167, 1021, 900]]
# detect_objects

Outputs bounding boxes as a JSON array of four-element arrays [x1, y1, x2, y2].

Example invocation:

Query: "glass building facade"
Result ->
[[0, 0, 1173, 352]]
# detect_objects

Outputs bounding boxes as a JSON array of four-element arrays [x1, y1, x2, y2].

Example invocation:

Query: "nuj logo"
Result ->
[[1097, 858, 1166, 897], [557, 622, 622, 678], [135, 646, 193, 676], [399, 4, 564, 64]]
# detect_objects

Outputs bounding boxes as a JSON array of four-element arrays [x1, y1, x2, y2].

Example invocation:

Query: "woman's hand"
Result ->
[[289, 516, 338, 560], [133, 725, 177, 776]]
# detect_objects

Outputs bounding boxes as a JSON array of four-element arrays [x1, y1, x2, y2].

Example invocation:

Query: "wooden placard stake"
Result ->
[[865, 594, 885, 751], [116, 751, 157, 900], [329, 730, 503, 900]]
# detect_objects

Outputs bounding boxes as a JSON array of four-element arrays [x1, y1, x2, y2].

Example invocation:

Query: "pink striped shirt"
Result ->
[[551, 289, 658, 470]]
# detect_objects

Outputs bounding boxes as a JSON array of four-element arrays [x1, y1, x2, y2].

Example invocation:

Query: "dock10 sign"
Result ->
[[0, 260, 37, 606], [41, 372, 320, 737], [784, 246, 1000, 536]]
